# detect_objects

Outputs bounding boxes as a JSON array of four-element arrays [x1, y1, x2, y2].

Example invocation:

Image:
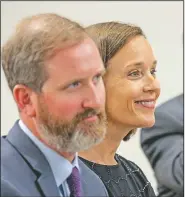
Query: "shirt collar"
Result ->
[[18, 120, 80, 187]]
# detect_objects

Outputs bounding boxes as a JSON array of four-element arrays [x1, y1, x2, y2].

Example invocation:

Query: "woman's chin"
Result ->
[[134, 115, 155, 128], [141, 119, 155, 128]]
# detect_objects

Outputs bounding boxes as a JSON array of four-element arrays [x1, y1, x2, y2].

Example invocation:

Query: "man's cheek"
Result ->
[[57, 101, 81, 120]]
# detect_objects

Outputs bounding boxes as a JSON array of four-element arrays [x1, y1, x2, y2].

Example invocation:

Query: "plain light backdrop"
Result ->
[[1, 1, 183, 194]]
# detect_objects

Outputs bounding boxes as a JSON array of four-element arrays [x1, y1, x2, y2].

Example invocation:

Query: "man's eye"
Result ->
[[93, 74, 102, 84], [67, 81, 81, 89]]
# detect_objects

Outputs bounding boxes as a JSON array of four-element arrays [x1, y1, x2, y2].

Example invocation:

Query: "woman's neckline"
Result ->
[[79, 154, 122, 168]]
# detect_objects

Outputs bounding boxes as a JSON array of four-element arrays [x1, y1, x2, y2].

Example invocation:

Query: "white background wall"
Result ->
[[1, 1, 183, 194]]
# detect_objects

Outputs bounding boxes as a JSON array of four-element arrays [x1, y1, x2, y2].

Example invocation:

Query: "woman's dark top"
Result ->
[[79, 154, 156, 197]]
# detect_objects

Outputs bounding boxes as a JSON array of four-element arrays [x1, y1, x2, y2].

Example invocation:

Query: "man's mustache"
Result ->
[[75, 108, 102, 123]]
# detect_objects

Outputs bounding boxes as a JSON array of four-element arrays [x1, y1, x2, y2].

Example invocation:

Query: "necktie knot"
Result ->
[[67, 167, 82, 197]]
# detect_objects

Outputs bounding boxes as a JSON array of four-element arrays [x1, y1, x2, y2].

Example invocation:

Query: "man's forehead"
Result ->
[[46, 45, 103, 78], [60, 37, 97, 56]]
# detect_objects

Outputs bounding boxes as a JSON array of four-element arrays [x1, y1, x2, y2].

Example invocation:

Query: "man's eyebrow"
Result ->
[[57, 68, 106, 90]]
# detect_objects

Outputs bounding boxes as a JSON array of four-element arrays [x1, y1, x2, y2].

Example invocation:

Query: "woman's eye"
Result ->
[[151, 68, 157, 76], [128, 70, 141, 77], [67, 81, 81, 89]]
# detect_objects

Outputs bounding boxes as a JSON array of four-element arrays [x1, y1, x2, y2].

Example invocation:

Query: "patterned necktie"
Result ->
[[67, 167, 82, 197]]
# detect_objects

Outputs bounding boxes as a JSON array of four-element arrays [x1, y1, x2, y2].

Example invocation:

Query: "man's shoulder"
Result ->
[[1, 136, 19, 163], [1, 137, 37, 184], [1, 136, 23, 165]]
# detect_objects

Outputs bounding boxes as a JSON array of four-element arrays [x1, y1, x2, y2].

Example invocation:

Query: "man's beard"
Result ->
[[36, 99, 107, 153]]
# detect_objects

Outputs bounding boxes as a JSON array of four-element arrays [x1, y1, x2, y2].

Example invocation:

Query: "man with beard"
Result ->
[[1, 13, 108, 197]]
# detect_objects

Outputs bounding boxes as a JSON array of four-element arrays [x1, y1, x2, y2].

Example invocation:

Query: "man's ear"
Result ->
[[13, 84, 36, 117]]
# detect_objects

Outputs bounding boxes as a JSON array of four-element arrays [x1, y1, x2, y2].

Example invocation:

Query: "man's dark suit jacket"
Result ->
[[140, 94, 183, 197], [1, 121, 108, 197]]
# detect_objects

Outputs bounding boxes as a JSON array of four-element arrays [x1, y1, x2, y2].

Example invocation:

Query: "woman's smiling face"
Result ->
[[103, 35, 160, 129]]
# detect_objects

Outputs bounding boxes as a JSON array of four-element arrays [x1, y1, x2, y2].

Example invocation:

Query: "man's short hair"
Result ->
[[2, 13, 86, 92]]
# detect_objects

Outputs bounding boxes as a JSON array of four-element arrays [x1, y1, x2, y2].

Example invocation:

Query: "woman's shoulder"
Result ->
[[116, 154, 140, 168], [115, 153, 150, 180], [116, 154, 156, 196]]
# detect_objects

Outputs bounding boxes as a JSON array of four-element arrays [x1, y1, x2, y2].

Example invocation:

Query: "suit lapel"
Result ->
[[37, 172, 60, 197], [7, 121, 60, 197], [78, 159, 93, 196]]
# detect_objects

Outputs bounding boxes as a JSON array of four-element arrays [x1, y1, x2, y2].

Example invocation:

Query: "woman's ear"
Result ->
[[13, 84, 36, 117]]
